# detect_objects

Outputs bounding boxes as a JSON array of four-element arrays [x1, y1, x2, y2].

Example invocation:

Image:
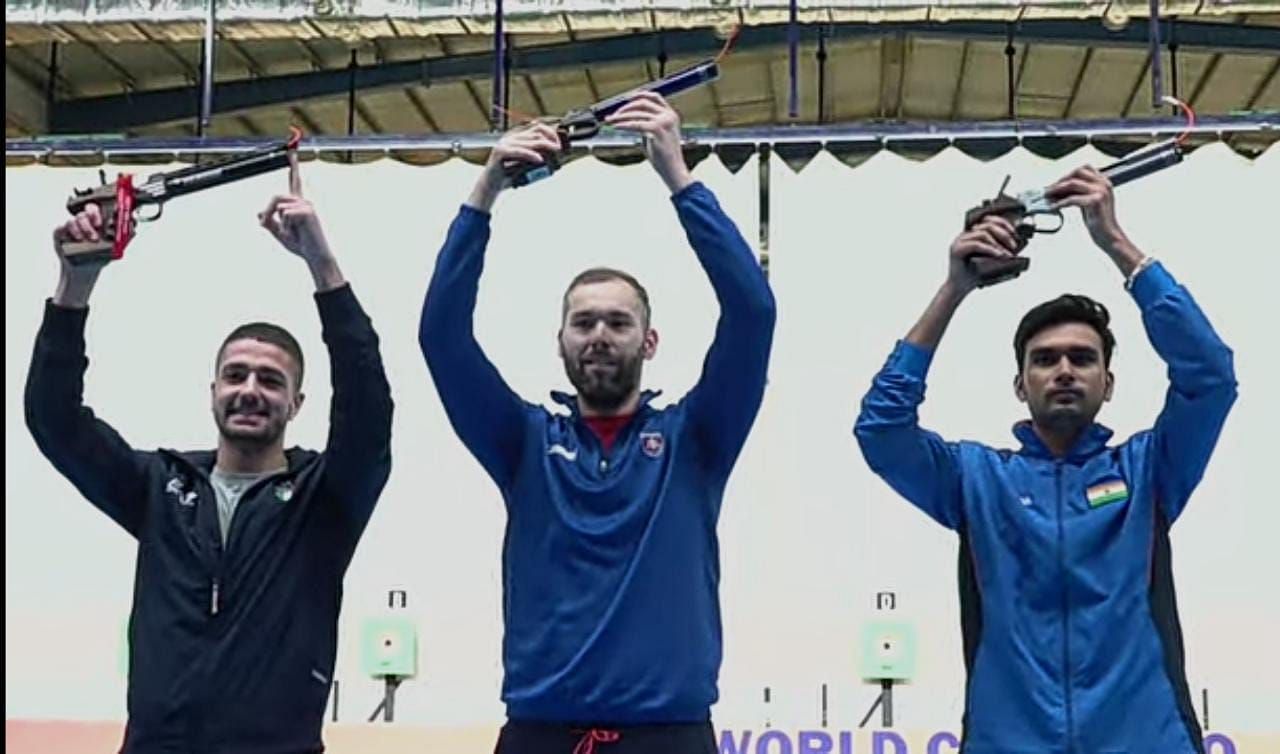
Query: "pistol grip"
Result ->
[[966, 256, 1031, 288], [61, 190, 129, 266], [505, 150, 562, 189], [59, 239, 117, 267]]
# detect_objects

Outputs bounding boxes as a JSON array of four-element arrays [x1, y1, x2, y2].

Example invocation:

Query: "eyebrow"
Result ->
[[1030, 346, 1099, 357], [569, 308, 636, 319], [221, 362, 288, 379]]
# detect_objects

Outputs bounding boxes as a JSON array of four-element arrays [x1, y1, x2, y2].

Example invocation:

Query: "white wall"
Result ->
[[5, 143, 1278, 733]]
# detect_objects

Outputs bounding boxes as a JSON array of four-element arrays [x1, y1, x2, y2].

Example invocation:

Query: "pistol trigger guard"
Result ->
[[564, 119, 601, 141], [137, 203, 163, 223], [1036, 209, 1065, 235]]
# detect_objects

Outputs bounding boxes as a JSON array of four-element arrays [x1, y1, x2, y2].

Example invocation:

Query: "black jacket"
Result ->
[[25, 284, 393, 753]]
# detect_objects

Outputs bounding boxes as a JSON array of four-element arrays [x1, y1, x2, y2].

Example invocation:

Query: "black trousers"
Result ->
[[494, 719, 718, 754]]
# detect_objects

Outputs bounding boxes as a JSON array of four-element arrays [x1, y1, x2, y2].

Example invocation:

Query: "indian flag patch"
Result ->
[[1086, 479, 1129, 508]]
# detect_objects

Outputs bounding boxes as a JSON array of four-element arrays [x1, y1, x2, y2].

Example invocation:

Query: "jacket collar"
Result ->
[[1013, 420, 1113, 462]]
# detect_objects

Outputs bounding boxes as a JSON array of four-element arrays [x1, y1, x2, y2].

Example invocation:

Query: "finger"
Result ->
[[500, 147, 548, 165], [258, 195, 292, 225], [279, 207, 316, 222], [607, 100, 665, 121], [260, 213, 285, 239], [975, 214, 1017, 237], [288, 151, 303, 198], [1077, 164, 1106, 182], [970, 228, 1004, 252], [516, 122, 560, 144], [1045, 178, 1094, 200], [626, 91, 670, 109], [977, 219, 1020, 249], [960, 240, 1015, 259], [61, 220, 86, 243], [82, 202, 104, 227], [1050, 193, 1106, 212], [75, 214, 101, 241], [530, 121, 562, 140], [512, 133, 563, 153], [508, 127, 561, 147], [604, 118, 659, 133], [959, 228, 1015, 253]]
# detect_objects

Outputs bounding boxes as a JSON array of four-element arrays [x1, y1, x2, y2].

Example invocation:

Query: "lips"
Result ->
[[1047, 388, 1083, 402]]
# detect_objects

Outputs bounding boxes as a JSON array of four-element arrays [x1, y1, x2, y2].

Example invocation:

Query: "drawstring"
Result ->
[[572, 728, 621, 754]]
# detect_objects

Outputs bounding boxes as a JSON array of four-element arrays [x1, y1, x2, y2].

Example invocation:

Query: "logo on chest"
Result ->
[[165, 476, 198, 507], [1086, 478, 1129, 509], [548, 444, 579, 462], [274, 481, 295, 503], [640, 431, 665, 459]]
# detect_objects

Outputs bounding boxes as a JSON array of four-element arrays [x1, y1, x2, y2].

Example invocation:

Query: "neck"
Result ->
[[578, 390, 641, 419], [215, 438, 287, 473], [1030, 421, 1086, 459]]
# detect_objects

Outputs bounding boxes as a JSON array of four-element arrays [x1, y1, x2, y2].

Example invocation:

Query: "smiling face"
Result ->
[[211, 338, 302, 448]]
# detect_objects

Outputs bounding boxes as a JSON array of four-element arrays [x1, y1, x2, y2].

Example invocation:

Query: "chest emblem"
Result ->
[[548, 444, 578, 462], [1086, 478, 1129, 508], [165, 477, 198, 507], [640, 431, 665, 459]]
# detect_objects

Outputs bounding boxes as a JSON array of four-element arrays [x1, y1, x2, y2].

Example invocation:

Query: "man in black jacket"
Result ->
[[24, 159, 393, 754]]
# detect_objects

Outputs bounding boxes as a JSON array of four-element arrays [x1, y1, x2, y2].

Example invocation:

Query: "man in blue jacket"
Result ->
[[420, 93, 776, 754], [855, 165, 1236, 754], [25, 159, 393, 753]]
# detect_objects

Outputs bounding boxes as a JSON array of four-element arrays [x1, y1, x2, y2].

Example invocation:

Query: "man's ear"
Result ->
[[1014, 373, 1027, 403], [642, 328, 659, 360]]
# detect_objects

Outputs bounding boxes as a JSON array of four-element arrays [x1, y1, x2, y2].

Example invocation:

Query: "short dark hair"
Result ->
[[1014, 294, 1116, 369], [216, 322, 304, 387], [562, 267, 651, 326]]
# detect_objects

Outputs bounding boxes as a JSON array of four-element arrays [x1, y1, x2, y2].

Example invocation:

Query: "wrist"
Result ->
[[1103, 236, 1144, 276], [54, 269, 99, 308], [941, 275, 973, 303], [467, 167, 504, 212], [662, 168, 695, 195], [306, 256, 345, 292]]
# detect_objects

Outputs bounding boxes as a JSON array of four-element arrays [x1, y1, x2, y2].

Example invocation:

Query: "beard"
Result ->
[[1029, 388, 1100, 435], [563, 345, 645, 414], [214, 400, 287, 448]]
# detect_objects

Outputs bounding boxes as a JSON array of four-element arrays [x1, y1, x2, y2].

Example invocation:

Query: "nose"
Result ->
[[235, 374, 266, 403], [1051, 355, 1077, 383]]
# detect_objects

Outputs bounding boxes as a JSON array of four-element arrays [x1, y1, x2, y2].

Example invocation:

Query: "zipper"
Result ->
[[1055, 461, 1075, 752]]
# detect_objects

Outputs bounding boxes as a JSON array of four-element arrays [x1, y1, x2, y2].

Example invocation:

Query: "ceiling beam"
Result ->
[[48, 19, 1280, 133]]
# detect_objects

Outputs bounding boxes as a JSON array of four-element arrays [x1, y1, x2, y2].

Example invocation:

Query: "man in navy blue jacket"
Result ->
[[25, 159, 393, 754], [420, 93, 776, 754], [855, 165, 1236, 753]]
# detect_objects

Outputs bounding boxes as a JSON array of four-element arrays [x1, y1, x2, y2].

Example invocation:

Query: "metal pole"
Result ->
[[12, 115, 1273, 157], [45, 42, 59, 116], [758, 145, 771, 279], [1005, 23, 1017, 120], [503, 33, 512, 130], [1148, 0, 1165, 108], [1169, 17, 1180, 115], [199, 0, 216, 136], [492, 0, 505, 131], [816, 27, 828, 123], [787, 0, 799, 119], [346, 50, 357, 163]]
